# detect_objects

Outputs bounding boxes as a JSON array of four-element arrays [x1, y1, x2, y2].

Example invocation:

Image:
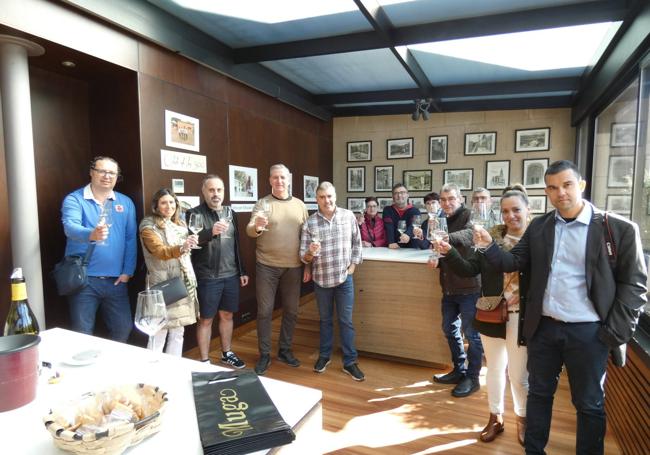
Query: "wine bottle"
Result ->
[[4, 267, 40, 336]]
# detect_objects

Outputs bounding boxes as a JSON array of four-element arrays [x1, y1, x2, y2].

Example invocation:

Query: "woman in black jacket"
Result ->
[[438, 185, 531, 446]]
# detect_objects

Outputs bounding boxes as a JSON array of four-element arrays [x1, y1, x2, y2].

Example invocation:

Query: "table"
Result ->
[[353, 247, 449, 366], [0, 328, 322, 454]]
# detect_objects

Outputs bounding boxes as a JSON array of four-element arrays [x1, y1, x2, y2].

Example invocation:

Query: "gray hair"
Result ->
[[441, 183, 461, 198], [316, 181, 336, 195], [202, 174, 223, 189], [473, 187, 490, 197], [269, 163, 290, 176]]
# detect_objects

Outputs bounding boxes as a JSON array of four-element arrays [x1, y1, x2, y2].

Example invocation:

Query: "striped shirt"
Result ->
[[300, 207, 363, 288]]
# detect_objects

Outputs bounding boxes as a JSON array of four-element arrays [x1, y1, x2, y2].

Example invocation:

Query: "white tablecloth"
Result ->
[[362, 246, 431, 263], [0, 328, 322, 454]]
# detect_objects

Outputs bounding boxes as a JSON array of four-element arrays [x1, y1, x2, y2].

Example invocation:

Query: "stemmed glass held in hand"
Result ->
[[188, 212, 203, 249], [310, 226, 321, 257], [470, 202, 490, 251], [220, 206, 233, 239], [397, 220, 407, 239], [96, 200, 113, 246], [255, 199, 271, 232], [430, 217, 449, 258], [412, 214, 423, 239], [135, 290, 168, 354]]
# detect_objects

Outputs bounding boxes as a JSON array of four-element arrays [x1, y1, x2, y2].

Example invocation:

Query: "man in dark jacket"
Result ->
[[187, 175, 249, 368], [476, 160, 647, 454], [432, 183, 483, 397]]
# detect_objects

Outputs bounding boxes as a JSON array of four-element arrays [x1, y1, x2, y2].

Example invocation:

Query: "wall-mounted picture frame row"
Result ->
[[347, 158, 549, 193], [346, 127, 550, 163]]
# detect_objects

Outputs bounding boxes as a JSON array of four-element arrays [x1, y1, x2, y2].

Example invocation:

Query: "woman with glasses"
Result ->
[[437, 184, 530, 446], [360, 196, 387, 247], [139, 188, 199, 356]]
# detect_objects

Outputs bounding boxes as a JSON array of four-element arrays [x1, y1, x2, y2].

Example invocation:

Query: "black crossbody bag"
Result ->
[[51, 243, 96, 296]]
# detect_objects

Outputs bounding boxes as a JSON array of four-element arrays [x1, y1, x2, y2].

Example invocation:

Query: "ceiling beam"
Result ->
[[233, 0, 630, 63], [315, 77, 580, 106]]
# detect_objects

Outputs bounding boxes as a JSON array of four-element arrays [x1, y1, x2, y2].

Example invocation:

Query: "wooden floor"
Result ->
[[186, 302, 621, 454]]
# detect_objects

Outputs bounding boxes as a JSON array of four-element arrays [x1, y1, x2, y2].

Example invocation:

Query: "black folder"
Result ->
[[191, 370, 295, 455]]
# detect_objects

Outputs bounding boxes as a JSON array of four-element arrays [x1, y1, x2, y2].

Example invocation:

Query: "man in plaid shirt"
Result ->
[[300, 182, 365, 381]]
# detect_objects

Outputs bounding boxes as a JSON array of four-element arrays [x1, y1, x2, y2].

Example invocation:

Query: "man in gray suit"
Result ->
[[475, 160, 647, 454]]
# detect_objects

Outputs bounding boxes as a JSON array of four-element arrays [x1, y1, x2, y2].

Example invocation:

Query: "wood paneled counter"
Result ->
[[353, 247, 449, 367]]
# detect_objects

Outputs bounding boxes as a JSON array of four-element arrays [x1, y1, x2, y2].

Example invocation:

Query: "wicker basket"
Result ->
[[43, 384, 168, 455]]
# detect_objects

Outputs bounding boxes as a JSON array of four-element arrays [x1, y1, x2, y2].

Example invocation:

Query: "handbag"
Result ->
[[150, 276, 188, 306], [51, 243, 96, 296], [475, 274, 515, 324]]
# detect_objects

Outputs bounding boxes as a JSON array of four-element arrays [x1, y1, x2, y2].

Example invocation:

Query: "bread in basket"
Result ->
[[43, 383, 167, 455]]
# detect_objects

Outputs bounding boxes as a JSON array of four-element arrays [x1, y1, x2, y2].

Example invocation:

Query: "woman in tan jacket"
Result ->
[[139, 188, 198, 356]]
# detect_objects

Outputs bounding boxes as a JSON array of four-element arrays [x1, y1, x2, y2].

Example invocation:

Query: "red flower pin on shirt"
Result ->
[[115, 204, 124, 213]]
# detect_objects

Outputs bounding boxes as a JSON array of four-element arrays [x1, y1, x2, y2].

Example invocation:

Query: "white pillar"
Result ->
[[0, 35, 46, 328]]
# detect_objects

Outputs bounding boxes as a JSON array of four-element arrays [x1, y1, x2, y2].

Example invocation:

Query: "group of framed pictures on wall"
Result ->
[[346, 127, 553, 215], [603, 128, 636, 216]]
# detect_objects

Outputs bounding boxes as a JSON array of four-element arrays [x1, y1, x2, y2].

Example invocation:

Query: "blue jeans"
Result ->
[[314, 275, 357, 366], [441, 293, 483, 378], [525, 317, 609, 455], [68, 277, 132, 342]]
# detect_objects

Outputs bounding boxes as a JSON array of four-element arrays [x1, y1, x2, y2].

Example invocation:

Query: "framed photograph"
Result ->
[[347, 141, 372, 162], [515, 127, 550, 152], [522, 158, 549, 189], [607, 156, 634, 188], [165, 110, 200, 152], [610, 123, 636, 147], [464, 132, 496, 155], [387, 137, 414, 159], [374, 165, 394, 192], [528, 196, 547, 214], [347, 197, 366, 212], [303, 175, 319, 202], [377, 197, 392, 211], [606, 194, 631, 215], [485, 160, 510, 190], [171, 178, 185, 194], [347, 166, 365, 193], [409, 197, 426, 213], [443, 168, 473, 191], [403, 170, 432, 192], [228, 165, 258, 201], [429, 135, 448, 164]]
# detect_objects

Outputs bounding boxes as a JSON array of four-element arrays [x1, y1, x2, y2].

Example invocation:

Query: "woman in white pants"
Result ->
[[139, 188, 199, 356], [439, 185, 531, 446]]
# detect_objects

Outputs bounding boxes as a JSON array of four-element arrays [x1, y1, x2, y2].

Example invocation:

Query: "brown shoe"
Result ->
[[479, 413, 504, 442], [516, 415, 526, 446]]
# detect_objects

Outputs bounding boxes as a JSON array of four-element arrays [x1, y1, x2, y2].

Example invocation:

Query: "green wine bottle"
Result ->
[[3, 268, 40, 335]]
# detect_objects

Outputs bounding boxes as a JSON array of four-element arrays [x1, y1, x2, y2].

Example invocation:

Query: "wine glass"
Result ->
[[188, 212, 203, 249], [96, 200, 113, 246], [310, 226, 321, 257], [220, 206, 233, 239], [471, 202, 490, 250], [412, 214, 423, 239], [255, 199, 270, 232], [134, 290, 168, 354], [397, 220, 407, 240], [433, 217, 449, 257]]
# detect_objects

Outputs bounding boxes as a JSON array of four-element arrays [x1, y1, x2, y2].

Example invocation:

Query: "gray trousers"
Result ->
[[255, 262, 302, 355]]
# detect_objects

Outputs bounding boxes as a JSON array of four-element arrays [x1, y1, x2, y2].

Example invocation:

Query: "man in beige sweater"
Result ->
[[247, 164, 309, 375]]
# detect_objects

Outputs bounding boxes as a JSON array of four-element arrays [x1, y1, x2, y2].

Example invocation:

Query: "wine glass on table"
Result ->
[[135, 290, 168, 356], [188, 212, 203, 249], [220, 206, 233, 239], [96, 200, 113, 246]]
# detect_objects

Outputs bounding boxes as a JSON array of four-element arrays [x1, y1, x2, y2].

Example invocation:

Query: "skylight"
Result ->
[[407, 22, 621, 71], [170, 0, 358, 24]]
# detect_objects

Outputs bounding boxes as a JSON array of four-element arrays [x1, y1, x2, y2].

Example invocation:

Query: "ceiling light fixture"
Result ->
[[412, 98, 432, 121]]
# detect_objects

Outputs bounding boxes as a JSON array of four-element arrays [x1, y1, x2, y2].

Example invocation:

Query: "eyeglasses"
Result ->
[[439, 196, 457, 203], [366, 204, 378, 208], [92, 168, 119, 178]]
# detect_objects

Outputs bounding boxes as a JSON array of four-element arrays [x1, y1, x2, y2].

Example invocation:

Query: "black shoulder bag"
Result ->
[[51, 243, 96, 296]]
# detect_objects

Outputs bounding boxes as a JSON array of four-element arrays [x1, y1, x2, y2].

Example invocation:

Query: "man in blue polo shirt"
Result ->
[[61, 156, 137, 342]]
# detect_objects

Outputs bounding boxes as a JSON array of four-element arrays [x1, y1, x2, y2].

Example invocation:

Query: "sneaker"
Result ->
[[313, 357, 331, 373], [221, 351, 246, 369], [343, 363, 365, 381], [255, 354, 271, 375], [277, 350, 301, 367]]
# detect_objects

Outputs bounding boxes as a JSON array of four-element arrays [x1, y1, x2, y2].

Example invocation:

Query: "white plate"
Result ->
[[62, 349, 101, 366]]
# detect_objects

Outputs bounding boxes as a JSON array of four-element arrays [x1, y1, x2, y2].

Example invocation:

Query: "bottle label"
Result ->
[[11, 283, 27, 301]]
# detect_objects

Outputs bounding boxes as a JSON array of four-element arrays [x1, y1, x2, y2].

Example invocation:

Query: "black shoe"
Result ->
[[221, 351, 246, 369], [433, 370, 465, 384], [255, 354, 271, 375], [452, 376, 480, 397], [313, 357, 331, 373], [277, 350, 301, 367], [343, 363, 365, 381]]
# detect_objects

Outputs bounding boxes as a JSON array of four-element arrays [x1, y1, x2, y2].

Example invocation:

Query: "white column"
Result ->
[[0, 35, 46, 328]]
